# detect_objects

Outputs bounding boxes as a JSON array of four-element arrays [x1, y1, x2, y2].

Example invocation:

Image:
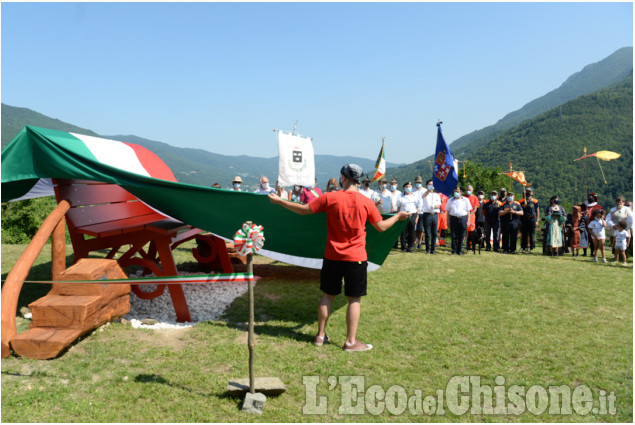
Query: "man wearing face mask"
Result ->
[[446, 187, 472, 255], [389, 178, 401, 248], [360, 176, 382, 208], [377, 179, 393, 214], [420, 179, 442, 254], [413, 176, 426, 249], [254, 176, 276, 195], [498, 188, 508, 204], [231, 176, 243, 191], [483, 190, 502, 252], [518, 188, 540, 253], [389, 179, 400, 214], [396, 181, 421, 252], [499, 192, 524, 254]]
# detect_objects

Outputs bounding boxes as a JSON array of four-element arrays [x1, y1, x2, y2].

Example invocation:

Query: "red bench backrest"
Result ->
[[52, 179, 166, 235]]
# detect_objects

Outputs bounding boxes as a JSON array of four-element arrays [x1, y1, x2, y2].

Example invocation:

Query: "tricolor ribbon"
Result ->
[[1, 273, 256, 285], [233, 223, 265, 256]]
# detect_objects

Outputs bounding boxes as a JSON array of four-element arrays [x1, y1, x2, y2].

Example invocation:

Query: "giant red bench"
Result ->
[[52, 178, 235, 322]]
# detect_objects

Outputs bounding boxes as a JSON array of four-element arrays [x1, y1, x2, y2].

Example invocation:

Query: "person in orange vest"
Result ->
[[518, 187, 540, 253], [437, 192, 449, 246], [464, 185, 479, 251]]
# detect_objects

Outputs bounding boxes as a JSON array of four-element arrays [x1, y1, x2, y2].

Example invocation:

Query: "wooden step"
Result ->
[[81, 294, 129, 331], [30, 292, 130, 330], [30, 295, 102, 328], [11, 328, 82, 360], [51, 258, 130, 297]]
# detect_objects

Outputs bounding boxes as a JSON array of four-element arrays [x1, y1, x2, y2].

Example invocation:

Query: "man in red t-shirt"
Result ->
[[269, 164, 409, 352]]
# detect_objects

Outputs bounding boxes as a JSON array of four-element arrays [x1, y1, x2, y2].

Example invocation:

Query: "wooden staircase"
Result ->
[[10, 259, 130, 360]]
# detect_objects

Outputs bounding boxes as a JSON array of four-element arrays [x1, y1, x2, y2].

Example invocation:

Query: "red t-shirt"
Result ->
[[309, 190, 383, 262]]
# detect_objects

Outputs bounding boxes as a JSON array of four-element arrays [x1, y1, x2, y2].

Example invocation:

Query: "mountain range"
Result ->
[[2, 47, 632, 203], [0, 106, 402, 191], [386, 47, 633, 201]]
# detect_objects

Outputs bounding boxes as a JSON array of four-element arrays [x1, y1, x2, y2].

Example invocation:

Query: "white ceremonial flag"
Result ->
[[277, 130, 315, 187]]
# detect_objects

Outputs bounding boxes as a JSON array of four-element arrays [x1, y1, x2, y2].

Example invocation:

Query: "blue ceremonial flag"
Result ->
[[432, 123, 459, 197]]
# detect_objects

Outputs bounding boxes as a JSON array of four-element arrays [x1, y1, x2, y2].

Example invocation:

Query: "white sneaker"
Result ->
[[623, 262, 629, 266], [601, 258, 607, 263], [591, 257, 597, 262]]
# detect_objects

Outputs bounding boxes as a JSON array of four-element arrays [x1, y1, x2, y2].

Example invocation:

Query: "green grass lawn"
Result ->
[[1, 241, 632, 422]]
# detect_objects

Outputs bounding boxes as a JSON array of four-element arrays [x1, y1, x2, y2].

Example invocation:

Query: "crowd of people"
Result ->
[[216, 174, 633, 265]]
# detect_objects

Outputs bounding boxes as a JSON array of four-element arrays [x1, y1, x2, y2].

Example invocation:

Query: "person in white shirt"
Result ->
[[588, 209, 607, 263], [389, 179, 400, 213], [254, 176, 276, 194], [359, 177, 381, 207], [396, 181, 421, 252], [413, 176, 426, 249], [420, 179, 442, 254], [612, 220, 631, 265], [606, 196, 633, 252], [377, 179, 393, 214], [446, 187, 473, 255]]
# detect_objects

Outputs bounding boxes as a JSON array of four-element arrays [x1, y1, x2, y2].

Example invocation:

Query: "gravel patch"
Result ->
[[124, 271, 252, 329]]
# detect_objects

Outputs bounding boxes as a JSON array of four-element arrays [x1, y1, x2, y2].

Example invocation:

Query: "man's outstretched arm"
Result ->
[[268, 193, 314, 215], [372, 211, 410, 233]]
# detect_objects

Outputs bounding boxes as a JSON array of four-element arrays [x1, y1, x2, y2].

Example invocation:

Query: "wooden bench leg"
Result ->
[[213, 236, 234, 273], [154, 239, 192, 323]]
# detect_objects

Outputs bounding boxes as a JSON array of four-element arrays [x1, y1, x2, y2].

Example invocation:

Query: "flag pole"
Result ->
[[584, 146, 589, 193], [509, 161, 513, 194]]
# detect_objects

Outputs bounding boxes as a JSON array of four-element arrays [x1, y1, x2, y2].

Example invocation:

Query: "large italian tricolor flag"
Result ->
[[2, 126, 405, 271]]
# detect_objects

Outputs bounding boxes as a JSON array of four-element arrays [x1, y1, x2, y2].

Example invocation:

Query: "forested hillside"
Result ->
[[387, 78, 633, 206], [1, 105, 98, 148], [387, 47, 633, 180], [450, 46, 633, 155], [469, 78, 633, 205]]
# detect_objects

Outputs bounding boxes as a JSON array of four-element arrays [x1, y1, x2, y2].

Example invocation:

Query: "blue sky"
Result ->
[[1, 2, 632, 164]]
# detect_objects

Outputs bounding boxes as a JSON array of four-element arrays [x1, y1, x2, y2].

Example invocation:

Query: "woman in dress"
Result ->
[[544, 206, 566, 256]]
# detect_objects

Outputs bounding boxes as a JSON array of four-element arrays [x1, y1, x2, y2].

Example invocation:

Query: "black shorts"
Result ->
[[320, 258, 368, 298], [415, 213, 424, 232]]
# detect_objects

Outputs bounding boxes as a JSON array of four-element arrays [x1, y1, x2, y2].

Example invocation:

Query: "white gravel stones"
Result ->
[[124, 271, 251, 329]]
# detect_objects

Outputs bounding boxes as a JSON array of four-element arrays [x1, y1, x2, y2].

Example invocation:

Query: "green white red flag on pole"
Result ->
[[371, 140, 386, 182]]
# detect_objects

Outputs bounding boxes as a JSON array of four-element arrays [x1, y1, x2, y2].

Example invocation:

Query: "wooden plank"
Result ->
[[76, 213, 167, 237], [66, 201, 158, 228], [11, 328, 83, 360], [55, 183, 137, 206]]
